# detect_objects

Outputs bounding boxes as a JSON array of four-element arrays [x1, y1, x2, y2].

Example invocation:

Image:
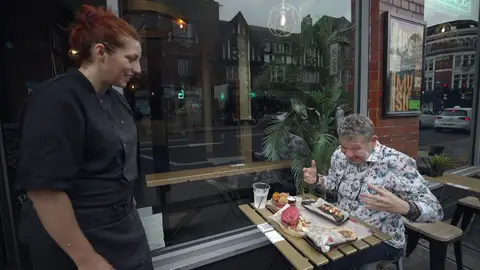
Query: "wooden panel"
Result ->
[[458, 196, 480, 211], [238, 205, 265, 224], [254, 207, 330, 267], [362, 236, 381, 246], [146, 160, 290, 187], [425, 174, 480, 193], [404, 219, 463, 242], [351, 240, 369, 251], [350, 216, 392, 242], [238, 205, 314, 270], [337, 244, 357, 256], [372, 231, 391, 241], [324, 249, 344, 261]]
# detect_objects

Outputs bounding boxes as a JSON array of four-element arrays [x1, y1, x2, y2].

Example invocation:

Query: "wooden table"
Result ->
[[425, 173, 480, 193], [238, 203, 391, 269], [146, 160, 291, 187]]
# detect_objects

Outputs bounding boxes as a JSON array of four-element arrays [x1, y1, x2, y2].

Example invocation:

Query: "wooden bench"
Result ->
[[425, 174, 480, 193], [404, 219, 463, 270], [146, 160, 291, 187], [451, 196, 480, 233]]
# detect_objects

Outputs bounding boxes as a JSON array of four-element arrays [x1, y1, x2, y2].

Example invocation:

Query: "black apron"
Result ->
[[19, 197, 153, 270]]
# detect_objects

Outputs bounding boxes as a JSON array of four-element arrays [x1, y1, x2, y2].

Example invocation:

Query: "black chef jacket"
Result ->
[[17, 68, 138, 208]]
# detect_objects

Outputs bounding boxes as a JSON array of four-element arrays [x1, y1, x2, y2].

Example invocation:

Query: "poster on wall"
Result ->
[[383, 12, 426, 117]]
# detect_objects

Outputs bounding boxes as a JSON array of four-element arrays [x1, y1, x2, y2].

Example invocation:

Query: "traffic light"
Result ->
[[250, 92, 256, 98], [220, 92, 225, 100]]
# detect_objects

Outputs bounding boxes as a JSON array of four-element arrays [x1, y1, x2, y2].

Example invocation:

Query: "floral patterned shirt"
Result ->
[[321, 142, 443, 249]]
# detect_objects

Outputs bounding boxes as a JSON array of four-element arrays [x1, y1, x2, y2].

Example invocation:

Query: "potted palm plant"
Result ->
[[262, 83, 350, 194], [431, 153, 450, 177]]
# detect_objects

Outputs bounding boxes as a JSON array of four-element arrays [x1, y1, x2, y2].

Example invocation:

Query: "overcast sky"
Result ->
[[216, 0, 479, 28]]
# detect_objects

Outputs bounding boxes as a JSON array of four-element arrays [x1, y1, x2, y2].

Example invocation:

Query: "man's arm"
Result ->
[[317, 148, 344, 191], [392, 157, 443, 222]]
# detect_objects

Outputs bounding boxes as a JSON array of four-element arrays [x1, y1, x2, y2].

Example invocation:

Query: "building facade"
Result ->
[[423, 19, 477, 112]]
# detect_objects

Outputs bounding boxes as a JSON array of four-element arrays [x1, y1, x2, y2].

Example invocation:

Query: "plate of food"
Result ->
[[266, 192, 297, 213], [268, 204, 309, 237], [301, 198, 349, 225], [305, 225, 357, 253]]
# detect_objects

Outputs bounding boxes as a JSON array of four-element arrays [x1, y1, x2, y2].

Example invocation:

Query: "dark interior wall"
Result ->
[[1, 1, 65, 122], [0, 0, 106, 122]]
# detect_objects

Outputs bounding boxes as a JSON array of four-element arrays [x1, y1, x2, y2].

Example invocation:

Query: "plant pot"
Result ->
[[431, 165, 445, 177], [428, 145, 444, 156]]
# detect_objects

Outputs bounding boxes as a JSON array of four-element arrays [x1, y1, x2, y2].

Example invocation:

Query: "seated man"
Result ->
[[303, 114, 443, 270]]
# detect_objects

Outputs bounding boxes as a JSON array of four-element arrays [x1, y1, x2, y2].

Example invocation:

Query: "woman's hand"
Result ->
[[77, 253, 114, 270]]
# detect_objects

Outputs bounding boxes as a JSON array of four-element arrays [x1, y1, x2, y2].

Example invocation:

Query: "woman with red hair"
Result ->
[[17, 5, 153, 270]]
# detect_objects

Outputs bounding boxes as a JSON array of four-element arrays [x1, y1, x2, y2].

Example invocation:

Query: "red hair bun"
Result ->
[[69, 5, 139, 61]]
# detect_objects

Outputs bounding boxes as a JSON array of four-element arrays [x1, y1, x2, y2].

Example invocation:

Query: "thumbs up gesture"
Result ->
[[303, 160, 319, 185]]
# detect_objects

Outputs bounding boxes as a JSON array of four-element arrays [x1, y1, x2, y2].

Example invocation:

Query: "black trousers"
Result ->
[[19, 198, 153, 270], [325, 243, 403, 270]]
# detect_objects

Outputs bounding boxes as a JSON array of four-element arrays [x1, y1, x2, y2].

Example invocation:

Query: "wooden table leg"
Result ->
[[430, 241, 447, 270], [453, 241, 463, 270], [460, 209, 475, 232], [451, 205, 465, 227], [405, 231, 420, 257]]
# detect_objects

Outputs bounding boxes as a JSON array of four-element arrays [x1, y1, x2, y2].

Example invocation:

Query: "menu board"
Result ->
[[383, 12, 426, 117]]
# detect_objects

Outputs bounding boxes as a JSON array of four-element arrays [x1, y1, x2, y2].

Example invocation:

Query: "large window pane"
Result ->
[[419, 0, 479, 170], [123, 0, 356, 247]]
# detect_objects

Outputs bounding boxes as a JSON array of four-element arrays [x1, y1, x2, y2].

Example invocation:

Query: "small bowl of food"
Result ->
[[287, 196, 296, 206]]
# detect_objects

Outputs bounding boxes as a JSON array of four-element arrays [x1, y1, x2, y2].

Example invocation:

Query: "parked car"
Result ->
[[419, 109, 436, 128], [434, 106, 472, 133]]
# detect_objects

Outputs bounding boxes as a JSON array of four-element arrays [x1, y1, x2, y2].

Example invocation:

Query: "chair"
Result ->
[[451, 196, 480, 233], [404, 220, 463, 270]]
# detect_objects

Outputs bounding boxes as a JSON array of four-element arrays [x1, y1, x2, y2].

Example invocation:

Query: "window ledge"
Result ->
[[152, 226, 269, 270]]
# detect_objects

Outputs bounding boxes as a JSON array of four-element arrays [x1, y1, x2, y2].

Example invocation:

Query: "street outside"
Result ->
[[137, 125, 472, 176], [418, 128, 470, 168], [138, 127, 265, 176]]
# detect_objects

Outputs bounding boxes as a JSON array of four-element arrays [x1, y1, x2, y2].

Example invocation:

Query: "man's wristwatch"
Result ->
[[404, 201, 421, 220]]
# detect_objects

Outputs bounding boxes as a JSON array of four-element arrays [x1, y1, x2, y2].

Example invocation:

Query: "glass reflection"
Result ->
[[123, 0, 355, 247], [419, 0, 479, 171]]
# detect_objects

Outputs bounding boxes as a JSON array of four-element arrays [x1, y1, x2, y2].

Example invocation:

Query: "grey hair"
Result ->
[[337, 114, 375, 140]]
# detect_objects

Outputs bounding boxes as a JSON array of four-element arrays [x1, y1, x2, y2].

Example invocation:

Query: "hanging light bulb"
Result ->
[[441, 27, 445, 33], [280, 12, 286, 26]]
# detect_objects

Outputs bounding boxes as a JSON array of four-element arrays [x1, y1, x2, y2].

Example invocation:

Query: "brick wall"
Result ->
[[369, 0, 424, 157]]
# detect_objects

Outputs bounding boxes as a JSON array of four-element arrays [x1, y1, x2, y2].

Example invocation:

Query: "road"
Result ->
[[418, 128, 470, 158], [138, 126, 472, 175], [139, 128, 265, 175]]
